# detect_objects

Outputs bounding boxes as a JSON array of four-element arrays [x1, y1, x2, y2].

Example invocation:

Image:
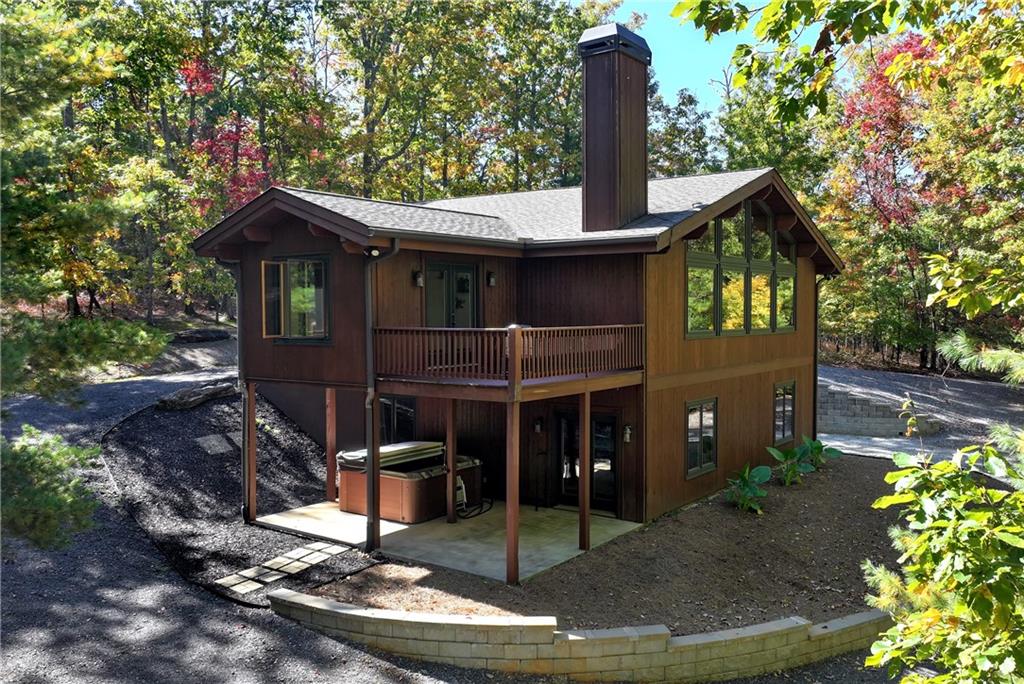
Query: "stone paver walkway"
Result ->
[[215, 541, 349, 594]]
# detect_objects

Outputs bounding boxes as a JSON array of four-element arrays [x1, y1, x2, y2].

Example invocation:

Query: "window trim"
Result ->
[[684, 200, 798, 339], [261, 260, 285, 338], [685, 397, 718, 479], [260, 254, 331, 341], [773, 380, 796, 446]]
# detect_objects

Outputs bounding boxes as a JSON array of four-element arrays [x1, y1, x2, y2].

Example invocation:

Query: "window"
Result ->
[[380, 395, 416, 445], [684, 199, 798, 337], [686, 398, 717, 477], [774, 381, 795, 444], [261, 258, 328, 339]]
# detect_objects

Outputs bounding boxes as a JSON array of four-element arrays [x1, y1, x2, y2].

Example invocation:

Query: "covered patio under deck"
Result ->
[[241, 323, 644, 584], [256, 501, 638, 582]]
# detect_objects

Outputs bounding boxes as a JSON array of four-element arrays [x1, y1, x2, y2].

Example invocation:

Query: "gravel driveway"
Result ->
[[2, 367, 889, 683]]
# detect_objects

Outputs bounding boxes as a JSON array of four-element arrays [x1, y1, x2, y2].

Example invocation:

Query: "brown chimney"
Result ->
[[578, 24, 651, 231]]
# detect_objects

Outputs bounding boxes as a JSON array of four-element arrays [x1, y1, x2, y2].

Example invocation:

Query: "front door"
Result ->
[[555, 410, 617, 513], [425, 263, 477, 328]]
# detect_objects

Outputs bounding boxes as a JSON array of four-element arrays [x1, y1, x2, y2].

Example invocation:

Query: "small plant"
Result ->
[[767, 445, 816, 485], [796, 435, 842, 469], [726, 464, 772, 514], [1, 425, 99, 550]]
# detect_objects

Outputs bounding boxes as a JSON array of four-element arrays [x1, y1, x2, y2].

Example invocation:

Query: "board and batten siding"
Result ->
[[643, 240, 817, 520]]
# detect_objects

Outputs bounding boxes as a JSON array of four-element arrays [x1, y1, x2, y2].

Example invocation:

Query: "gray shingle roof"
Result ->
[[275, 168, 772, 246], [278, 187, 515, 242], [424, 168, 771, 243]]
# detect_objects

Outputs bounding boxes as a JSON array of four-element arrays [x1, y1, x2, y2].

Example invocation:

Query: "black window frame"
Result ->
[[773, 380, 796, 445], [380, 395, 417, 445], [260, 255, 331, 342], [685, 397, 718, 479]]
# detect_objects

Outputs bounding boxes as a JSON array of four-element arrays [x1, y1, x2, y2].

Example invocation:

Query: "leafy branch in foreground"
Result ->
[[1, 426, 100, 550], [865, 448, 1024, 682]]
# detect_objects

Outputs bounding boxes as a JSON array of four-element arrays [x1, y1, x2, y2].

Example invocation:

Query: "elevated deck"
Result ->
[[374, 324, 644, 401]]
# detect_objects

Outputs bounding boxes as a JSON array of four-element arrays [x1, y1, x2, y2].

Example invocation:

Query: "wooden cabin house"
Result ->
[[193, 24, 842, 584]]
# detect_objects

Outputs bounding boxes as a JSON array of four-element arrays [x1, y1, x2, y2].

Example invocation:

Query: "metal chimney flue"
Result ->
[[578, 23, 651, 232]]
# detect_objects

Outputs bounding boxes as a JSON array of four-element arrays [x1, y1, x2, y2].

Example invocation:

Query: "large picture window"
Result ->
[[261, 258, 328, 339], [684, 199, 797, 336], [774, 381, 796, 444], [686, 398, 717, 478], [380, 395, 416, 445]]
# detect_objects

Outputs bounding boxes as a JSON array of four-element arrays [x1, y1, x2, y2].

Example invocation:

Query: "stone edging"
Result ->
[[268, 588, 890, 682]]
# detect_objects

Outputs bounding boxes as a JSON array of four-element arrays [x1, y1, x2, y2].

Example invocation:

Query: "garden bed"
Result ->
[[314, 455, 901, 635], [101, 395, 374, 606]]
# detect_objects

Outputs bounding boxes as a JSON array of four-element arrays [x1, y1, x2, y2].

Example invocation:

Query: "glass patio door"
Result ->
[[556, 410, 617, 513], [425, 263, 477, 328]]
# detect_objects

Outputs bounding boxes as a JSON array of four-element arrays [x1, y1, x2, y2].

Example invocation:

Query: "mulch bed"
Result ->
[[102, 395, 374, 607], [314, 455, 902, 635]]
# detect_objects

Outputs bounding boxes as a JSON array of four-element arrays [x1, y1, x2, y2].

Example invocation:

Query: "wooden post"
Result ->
[[505, 400, 520, 585], [579, 390, 591, 551], [325, 387, 337, 502], [366, 394, 381, 551], [446, 398, 458, 523], [244, 381, 257, 523], [508, 325, 523, 401]]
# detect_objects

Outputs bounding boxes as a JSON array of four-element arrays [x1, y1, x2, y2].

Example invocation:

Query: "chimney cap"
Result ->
[[578, 23, 652, 65]]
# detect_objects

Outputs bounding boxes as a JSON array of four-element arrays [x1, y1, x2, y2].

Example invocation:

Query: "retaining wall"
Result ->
[[268, 588, 890, 682], [817, 384, 942, 437]]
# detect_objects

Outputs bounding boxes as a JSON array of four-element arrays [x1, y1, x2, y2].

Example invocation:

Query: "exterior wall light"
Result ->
[[487, 271, 497, 287], [413, 270, 424, 288], [623, 424, 632, 443], [533, 417, 544, 434]]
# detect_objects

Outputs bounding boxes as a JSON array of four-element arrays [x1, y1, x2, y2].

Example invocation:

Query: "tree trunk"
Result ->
[[257, 102, 271, 189]]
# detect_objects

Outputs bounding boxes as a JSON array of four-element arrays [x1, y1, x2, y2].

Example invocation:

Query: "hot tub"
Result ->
[[337, 442, 482, 524]]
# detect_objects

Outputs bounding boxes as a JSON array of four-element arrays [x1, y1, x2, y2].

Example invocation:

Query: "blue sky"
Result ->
[[609, 0, 756, 114]]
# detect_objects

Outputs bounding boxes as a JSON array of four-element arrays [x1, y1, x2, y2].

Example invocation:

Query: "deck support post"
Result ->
[[446, 398, 458, 523], [579, 390, 591, 551], [243, 381, 257, 523], [505, 400, 521, 585], [325, 387, 337, 502], [365, 394, 381, 551]]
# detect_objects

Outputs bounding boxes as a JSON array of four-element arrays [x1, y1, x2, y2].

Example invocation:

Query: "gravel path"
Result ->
[[819, 364, 1024, 463]]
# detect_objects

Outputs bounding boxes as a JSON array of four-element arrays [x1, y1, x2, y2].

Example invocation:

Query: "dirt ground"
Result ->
[[315, 455, 901, 635]]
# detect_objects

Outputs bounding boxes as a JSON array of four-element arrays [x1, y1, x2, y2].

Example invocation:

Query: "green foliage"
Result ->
[[1, 426, 99, 549], [726, 463, 772, 514], [670, 0, 1024, 122], [767, 445, 816, 486], [796, 435, 842, 469], [865, 447, 1024, 682], [1, 314, 167, 404], [927, 254, 1024, 320]]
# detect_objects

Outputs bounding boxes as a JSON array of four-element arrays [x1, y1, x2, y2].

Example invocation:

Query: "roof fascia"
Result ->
[[192, 187, 372, 256]]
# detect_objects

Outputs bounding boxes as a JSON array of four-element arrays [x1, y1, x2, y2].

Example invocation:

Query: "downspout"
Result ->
[[217, 258, 247, 521], [363, 238, 400, 550]]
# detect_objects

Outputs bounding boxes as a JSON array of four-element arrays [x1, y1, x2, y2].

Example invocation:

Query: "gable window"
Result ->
[[684, 199, 797, 337], [774, 381, 796, 444], [686, 398, 717, 478], [261, 258, 328, 339]]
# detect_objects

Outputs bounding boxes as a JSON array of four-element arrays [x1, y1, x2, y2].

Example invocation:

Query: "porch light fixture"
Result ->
[[487, 271, 497, 287], [412, 270, 424, 288], [365, 247, 382, 257], [623, 424, 632, 443], [533, 417, 544, 434]]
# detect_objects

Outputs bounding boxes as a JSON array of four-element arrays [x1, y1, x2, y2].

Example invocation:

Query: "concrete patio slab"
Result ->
[[258, 501, 639, 582]]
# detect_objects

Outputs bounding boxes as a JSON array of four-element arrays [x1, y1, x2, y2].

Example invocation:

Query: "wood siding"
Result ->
[[643, 240, 817, 519], [240, 216, 366, 387], [517, 255, 643, 326]]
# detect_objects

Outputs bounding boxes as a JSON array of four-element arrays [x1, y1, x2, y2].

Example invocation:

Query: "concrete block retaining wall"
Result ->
[[268, 589, 891, 682], [817, 385, 942, 437]]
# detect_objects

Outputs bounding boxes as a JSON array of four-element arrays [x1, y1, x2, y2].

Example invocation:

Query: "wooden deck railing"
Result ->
[[374, 324, 643, 384]]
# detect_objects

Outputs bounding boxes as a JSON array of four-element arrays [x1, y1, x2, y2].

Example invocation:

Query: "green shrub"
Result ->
[[864, 447, 1024, 682], [767, 445, 816, 485], [796, 435, 842, 469], [1, 425, 99, 549], [726, 464, 772, 514]]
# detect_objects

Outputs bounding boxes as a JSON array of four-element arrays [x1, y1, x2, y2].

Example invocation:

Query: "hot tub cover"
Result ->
[[338, 441, 443, 469]]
